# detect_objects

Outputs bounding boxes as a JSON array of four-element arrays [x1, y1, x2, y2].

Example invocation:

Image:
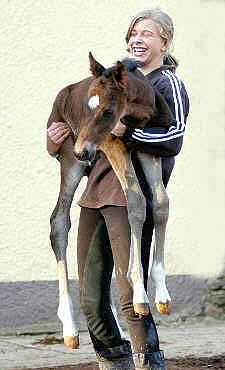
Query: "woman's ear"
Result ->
[[161, 38, 168, 53]]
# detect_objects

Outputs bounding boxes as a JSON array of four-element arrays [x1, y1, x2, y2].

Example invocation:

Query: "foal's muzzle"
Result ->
[[73, 141, 97, 164]]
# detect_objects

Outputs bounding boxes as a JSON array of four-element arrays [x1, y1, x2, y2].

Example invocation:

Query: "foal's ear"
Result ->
[[112, 61, 126, 89], [89, 52, 105, 77]]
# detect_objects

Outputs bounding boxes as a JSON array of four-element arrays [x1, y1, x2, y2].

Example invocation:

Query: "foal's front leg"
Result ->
[[50, 140, 87, 348], [100, 136, 149, 316], [136, 152, 171, 315]]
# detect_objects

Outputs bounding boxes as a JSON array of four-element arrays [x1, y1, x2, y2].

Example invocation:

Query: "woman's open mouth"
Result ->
[[132, 46, 147, 57]]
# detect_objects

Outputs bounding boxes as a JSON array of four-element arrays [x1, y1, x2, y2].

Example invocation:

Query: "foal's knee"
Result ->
[[152, 192, 169, 225], [50, 204, 71, 260], [50, 203, 71, 236], [126, 190, 146, 226]]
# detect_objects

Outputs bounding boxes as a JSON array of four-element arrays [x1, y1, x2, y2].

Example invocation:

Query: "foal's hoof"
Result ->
[[156, 301, 171, 315], [133, 303, 150, 317], [64, 335, 79, 349]]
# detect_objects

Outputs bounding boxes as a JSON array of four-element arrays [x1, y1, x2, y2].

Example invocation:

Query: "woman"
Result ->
[[47, 8, 189, 370]]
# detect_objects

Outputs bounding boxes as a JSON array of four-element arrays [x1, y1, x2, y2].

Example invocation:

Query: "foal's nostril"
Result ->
[[74, 149, 89, 162], [74, 141, 96, 163], [74, 148, 96, 163]]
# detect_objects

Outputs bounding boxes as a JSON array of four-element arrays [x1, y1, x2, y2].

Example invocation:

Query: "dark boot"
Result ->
[[98, 356, 134, 369], [133, 351, 166, 370], [96, 341, 134, 369]]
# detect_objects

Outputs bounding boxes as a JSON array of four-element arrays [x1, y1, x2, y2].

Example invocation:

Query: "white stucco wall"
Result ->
[[0, 0, 224, 282]]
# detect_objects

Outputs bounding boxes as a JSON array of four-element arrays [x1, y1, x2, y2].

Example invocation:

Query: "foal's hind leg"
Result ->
[[50, 144, 86, 348], [136, 152, 171, 315]]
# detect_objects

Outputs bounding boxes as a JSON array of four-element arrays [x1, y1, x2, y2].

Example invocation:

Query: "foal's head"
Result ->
[[74, 53, 136, 162]]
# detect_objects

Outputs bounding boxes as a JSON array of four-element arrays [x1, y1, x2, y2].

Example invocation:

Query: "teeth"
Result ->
[[134, 47, 146, 52]]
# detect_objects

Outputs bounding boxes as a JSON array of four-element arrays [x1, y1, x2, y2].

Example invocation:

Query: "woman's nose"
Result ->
[[132, 34, 143, 44]]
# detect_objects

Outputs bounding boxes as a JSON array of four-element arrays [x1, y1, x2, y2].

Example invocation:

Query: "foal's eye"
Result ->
[[103, 109, 113, 117]]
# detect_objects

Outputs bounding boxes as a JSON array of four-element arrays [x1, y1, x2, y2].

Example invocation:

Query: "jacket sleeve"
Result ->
[[125, 70, 189, 157]]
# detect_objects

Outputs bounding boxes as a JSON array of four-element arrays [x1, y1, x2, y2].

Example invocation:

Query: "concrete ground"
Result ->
[[0, 318, 225, 370]]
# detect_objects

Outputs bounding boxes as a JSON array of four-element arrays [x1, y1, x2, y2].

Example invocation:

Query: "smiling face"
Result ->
[[128, 18, 167, 74]]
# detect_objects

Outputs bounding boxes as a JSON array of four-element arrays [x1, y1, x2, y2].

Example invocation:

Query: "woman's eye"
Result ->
[[144, 31, 153, 37]]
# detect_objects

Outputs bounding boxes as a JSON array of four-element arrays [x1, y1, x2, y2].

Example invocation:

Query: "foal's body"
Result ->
[[48, 54, 171, 349]]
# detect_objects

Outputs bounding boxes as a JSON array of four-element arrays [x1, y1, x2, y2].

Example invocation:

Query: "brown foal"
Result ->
[[48, 53, 172, 349]]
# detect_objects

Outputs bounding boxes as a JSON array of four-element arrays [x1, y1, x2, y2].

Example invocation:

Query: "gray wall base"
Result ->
[[0, 275, 207, 335]]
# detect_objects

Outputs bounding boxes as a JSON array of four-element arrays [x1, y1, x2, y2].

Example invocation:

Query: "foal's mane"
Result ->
[[121, 58, 141, 71], [103, 58, 141, 78]]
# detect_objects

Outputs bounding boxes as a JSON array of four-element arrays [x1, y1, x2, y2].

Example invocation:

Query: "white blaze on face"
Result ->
[[88, 94, 100, 110]]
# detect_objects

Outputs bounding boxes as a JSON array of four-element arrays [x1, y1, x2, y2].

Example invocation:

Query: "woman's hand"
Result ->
[[47, 121, 71, 156], [111, 121, 127, 137]]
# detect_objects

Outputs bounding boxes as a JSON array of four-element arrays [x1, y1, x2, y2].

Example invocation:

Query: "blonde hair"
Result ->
[[126, 8, 178, 70]]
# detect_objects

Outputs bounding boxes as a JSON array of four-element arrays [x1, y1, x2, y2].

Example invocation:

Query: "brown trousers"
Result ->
[[77, 205, 159, 355]]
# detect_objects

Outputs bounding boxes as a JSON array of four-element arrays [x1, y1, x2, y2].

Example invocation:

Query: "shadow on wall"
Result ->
[[0, 275, 216, 335]]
